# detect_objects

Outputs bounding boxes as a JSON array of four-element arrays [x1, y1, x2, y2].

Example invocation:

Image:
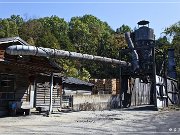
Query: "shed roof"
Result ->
[[0, 37, 62, 73], [63, 77, 94, 87], [0, 37, 29, 45], [38, 73, 93, 87]]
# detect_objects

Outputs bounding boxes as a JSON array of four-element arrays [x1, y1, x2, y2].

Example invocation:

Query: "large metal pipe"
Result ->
[[6, 45, 130, 66], [125, 32, 139, 71]]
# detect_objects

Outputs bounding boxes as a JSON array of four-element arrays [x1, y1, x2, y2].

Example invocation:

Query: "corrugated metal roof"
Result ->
[[0, 37, 29, 45], [63, 77, 94, 87]]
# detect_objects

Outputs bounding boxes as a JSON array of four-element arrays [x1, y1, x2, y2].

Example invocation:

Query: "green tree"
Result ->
[[39, 16, 74, 51], [69, 15, 113, 55], [164, 21, 180, 82], [164, 21, 180, 54], [69, 15, 122, 78], [0, 18, 19, 38], [9, 15, 24, 27], [19, 19, 43, 45], [0, 15, 133, 80], [116, 24, 132, 34], [36, 30, 59, 48]]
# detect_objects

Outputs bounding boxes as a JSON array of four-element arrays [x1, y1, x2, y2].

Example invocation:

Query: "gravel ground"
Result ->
[[0, 107, 180, 135]]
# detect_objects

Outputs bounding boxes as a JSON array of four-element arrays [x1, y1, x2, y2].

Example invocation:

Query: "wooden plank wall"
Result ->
[[35, 82, 61, 111], [0, 73, 30, 110], [90, 79, 120, 95], [0, 50, 5, 61], [131, 78, 151, 106], [167, 79, 179, 105], [15, 74, 29, 102]]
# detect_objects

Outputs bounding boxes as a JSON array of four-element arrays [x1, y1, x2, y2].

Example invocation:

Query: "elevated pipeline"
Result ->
[[6, 45, 131, 67]]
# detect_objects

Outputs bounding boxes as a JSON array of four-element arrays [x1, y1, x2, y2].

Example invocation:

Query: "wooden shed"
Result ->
[[0, 37, 62, 116], [35, 75, 94, 112], [63, 77, 94, 95]]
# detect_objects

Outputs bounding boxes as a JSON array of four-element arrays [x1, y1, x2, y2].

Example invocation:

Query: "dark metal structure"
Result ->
[[168, 49, 177, 79], [127, 20, 155, 75], [122, 20, 179, 109], [122, 20, 156, 108]]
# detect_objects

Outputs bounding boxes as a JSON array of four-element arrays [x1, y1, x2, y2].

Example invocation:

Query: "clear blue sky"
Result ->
[[0, 0, 180, 39]]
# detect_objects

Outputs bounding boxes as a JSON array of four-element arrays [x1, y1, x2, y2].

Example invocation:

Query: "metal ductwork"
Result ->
[[6, 45, 130, 66], [125, 32, 139, 71]]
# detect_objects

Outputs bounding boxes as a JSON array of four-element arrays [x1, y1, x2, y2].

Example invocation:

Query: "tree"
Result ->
[[36, 30, 59, 49], [69, 15, 114, 55], [0, 18, 19, 38], [69, 15, 124, 78], [9, 15, 24, 27], [164, 21, 180, 82], [39, 16, 74, 51], [164, 21, 180, 53], [116, 24, 131, 34], [0, 15, 134, 80], [156, 36, 170, 48], [19, 19, 43, 45]]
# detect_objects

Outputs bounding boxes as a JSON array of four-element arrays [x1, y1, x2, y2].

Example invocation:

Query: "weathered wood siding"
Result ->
[[0, 72, 30, 115], [35, 82, 61, 111], [131, 78, 151, 106], [167, 78, 179, 105], [90, 79, 120, 95], [15, 74, 29, 102]]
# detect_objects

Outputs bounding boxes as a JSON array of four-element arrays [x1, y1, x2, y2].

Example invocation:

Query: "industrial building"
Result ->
[[0, 20, 179, 116], [0, 37, 94, 116]]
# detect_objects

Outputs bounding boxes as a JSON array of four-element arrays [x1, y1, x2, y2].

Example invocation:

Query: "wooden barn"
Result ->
[[0, 37, 62, 116]]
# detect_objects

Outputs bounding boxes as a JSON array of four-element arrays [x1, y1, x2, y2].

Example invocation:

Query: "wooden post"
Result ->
[[119, 51, 122, 108], [59, 79, 63, 109], [49, 73, 53, 114], [163, 52, 168, 107], [33, 79, 37, 108]]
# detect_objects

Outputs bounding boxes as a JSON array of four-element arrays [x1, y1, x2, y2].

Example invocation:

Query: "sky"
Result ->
[[0, 0, 180, 39]]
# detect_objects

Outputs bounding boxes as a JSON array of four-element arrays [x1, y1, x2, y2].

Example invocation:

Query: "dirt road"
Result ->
[[0, 108, 180, 135]]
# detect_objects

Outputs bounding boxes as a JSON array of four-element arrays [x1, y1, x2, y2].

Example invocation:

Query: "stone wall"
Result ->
[[73, 94, 112, 111]]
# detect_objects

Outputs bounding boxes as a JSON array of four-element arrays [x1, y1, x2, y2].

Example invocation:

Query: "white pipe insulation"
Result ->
[[6, 45, 130, 67]]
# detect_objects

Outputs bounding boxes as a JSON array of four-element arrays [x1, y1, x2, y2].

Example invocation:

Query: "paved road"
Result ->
[[0, 109, 179, 135]]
